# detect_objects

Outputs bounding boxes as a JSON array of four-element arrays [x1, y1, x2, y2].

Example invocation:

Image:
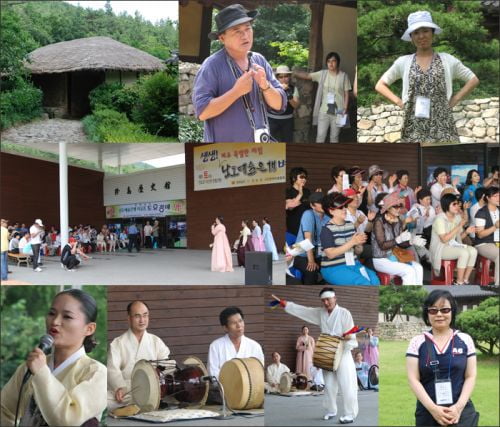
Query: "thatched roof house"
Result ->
[[26, 37, 165, 118]]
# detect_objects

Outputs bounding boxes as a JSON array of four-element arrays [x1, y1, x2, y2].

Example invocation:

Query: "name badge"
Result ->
[[415, 96, 431, 119], [435, 378, 453, 405], [327, 92, 335, 104], [345, 251, 355, 266]]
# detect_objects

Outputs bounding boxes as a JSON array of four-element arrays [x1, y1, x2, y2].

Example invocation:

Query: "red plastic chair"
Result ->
[[431, 260, 457, 285], [476, 256, 495, 286], [377, 272, 403, 286]]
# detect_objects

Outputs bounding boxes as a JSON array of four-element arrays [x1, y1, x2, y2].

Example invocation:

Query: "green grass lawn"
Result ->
[[379, 340, 499, 426]]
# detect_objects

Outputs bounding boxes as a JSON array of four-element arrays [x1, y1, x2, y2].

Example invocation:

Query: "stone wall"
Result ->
[[378, 321, 427, 341], [358, 97, 499, 143], [178, 61, 315, 142]]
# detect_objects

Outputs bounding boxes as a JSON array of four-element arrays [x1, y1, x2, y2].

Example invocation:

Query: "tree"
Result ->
[[379, 286, 428, 322], [358, 0, 499, 107], [456, 297, 499, 356]]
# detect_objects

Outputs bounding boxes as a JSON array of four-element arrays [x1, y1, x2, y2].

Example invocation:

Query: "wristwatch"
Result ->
[[262, 81, 271, 91]]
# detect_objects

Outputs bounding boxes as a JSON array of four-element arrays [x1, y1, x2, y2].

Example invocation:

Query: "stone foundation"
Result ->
[[378, 321, 427, 341], [357, 97, 499, 143]]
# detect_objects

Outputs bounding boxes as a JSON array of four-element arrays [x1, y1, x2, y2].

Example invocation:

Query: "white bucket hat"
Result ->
[[275, 65, 292, 75], [401, 11, 442, 42]]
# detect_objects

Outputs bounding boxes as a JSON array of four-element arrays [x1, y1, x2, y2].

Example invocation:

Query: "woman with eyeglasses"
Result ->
[[319, 192, 380, 285], [294, 52, 352, 143], [0, 289, 106, 426], [406, 290, 479, 426], [268, 65, 300, 142], [286, 167, 312, 246], [371, 192, 424, 285], [430, 193, 477, 285]]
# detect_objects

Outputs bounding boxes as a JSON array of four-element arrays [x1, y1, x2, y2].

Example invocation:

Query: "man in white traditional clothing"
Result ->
[[107, 300, 171, 410], [207, 306, 264, 379], [265, 351, 290, 393], [272, 288, 358, 424]]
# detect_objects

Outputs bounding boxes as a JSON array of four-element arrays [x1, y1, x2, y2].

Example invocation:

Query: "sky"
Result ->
[[64, 1, 178, 24]]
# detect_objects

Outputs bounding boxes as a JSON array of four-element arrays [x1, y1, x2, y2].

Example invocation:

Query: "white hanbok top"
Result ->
[[107, 329, 170, 394], [285, 303, 358, 352], [208, 334, 264, 379], [266, 362, 290, 385]]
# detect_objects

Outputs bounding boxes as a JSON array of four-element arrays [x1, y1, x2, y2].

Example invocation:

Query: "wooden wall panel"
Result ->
[[286, 143, 420, 191], [264, 286, 378, 371], [185, 144, 285, 251], [107, 286, 265, 367], [0, 152, 105, 228]]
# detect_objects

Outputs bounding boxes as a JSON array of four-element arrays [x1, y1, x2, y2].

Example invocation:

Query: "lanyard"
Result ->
[[425, 333, 454, 380], [225, 50, 270, 131]]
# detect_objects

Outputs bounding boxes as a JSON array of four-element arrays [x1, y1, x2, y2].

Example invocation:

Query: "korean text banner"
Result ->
[[193, 143, 286, 191], [105, 200, 186, 219]]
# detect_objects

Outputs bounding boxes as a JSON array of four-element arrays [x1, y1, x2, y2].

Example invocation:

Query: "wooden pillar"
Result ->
[[308, 2, 324, 71], [198, 5, 213, 63]]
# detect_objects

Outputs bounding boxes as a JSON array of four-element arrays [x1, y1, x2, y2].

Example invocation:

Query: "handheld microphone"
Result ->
[[22, 334, 54, 385], [246, 51, 253, 71]]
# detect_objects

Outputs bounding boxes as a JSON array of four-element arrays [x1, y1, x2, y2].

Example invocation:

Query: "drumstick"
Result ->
[[271, 294, 281, 302]]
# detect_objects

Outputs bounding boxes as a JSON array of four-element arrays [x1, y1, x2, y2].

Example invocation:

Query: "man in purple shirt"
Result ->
[[193, 4, 287, 142]]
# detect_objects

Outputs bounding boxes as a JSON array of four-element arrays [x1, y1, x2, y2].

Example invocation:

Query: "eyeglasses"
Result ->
[[298, 175, 307, 179], [427, 307, 452, 315], [393, 204, 404, 209]]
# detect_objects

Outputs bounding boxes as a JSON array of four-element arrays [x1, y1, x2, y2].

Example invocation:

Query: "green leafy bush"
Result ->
[[179, 115, 204, 143], [132, 71, 178, 137], [88, 82, 139, 119], [269, 41, 309, 68], [0, 80, 43, 130]]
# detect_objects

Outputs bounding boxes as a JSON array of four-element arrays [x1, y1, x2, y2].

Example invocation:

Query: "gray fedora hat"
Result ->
[[208, 4, 258, 40]]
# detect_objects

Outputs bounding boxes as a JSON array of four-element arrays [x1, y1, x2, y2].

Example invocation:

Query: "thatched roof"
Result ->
[[25, 36, 165, 74]]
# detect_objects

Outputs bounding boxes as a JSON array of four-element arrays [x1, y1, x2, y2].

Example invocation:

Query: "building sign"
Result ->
[[103, 165, 186, 206], [105, 200, 187, 219], [193, 143, 286, 191]]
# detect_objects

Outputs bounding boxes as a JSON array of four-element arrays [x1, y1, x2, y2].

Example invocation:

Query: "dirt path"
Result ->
[[1, 118, 91, 144]]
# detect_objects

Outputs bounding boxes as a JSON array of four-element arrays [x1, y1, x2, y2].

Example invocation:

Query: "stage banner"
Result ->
[[106, 200, 186, 219], [193, 143, 286, 191]]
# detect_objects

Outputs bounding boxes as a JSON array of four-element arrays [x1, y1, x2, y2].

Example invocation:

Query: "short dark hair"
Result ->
[[375, 192, 388, 209], [325, 51, 341, 67], [56, 289, 98, 353], [289, 167, 308, 185], [319, 287, 335, 298], [491, 165, 499, 174], [440, 193, 460, 213], [474, 187, 487, 203], [396, 169, 410, 183], [417, 188, 431, 202], [465, 169, 480, 186], [322, 192, 351, 213], [219, 306, 244, 326], [262, 217, 269, 224], [485, 186, 499, 201], [216, 215, 224, 224], [422, 290, 457, 327], [127, 300, 150, 315], [433, 167, 448, 180], [331, 165, 346, 180]]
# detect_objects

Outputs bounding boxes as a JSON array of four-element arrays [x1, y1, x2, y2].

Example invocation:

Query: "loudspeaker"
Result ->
[[245, 251, 272, 285]]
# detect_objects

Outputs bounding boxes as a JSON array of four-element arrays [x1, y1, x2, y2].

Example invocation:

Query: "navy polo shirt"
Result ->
[[406, 330, 475, 410]]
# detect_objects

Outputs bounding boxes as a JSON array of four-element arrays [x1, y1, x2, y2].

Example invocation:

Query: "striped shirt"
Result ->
[[320, 221, 356, 267]]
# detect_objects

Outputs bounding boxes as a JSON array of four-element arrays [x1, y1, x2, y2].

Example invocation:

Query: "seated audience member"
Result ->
[[293, 192, 330, 285], [366, 165, 391, 212], [327, 165, 348, 194], [8, 233, 20, 253], [96, 232, 106, 252], [430, 167, 460, 211], [320, 192, 380, 286], [474, 186, 499, 286], [407, 189, 435, 266], [119, 230, 129, 249], [371, 192, 424, 285], [484, 165, 499, 188], [469, 187, 487, 239], [390, 170, 421, 212], [265, 351, 290, 393], [430, 193, 477, 285], [462, 169, 483, 206]]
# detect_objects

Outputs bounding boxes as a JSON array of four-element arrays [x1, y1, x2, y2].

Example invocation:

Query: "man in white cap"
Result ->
[[30, 219, 45, 272], [268, 65, 300, 142], [272, 288, 358, 424], [192, 3, 286, 142]]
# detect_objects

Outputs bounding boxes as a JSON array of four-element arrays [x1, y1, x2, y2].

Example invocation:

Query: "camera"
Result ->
[[327, 102, 337, 116], [254, 127, 271, 143]]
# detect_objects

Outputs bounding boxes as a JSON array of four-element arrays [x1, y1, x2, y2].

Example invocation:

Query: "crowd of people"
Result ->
[[210, 216, 280, 273], [1, 219, 166, 278], [286, 164, 499, 287]]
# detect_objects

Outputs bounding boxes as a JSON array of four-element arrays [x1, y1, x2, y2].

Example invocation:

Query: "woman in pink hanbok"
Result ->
[[251, 219, 266, 251], [295, 326, 315, 379], [210, 217, 233, 272], [360, 327, 379, 367]]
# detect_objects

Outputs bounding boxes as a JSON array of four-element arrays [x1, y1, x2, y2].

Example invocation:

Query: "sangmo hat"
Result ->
[[208, 4, 258, 40], [401, 11, 442, 42]]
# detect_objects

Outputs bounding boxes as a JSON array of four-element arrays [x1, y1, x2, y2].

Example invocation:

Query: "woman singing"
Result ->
[[1, 289, 106, 426]]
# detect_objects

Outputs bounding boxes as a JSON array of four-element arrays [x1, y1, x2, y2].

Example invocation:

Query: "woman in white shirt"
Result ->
[[375, 11, 479, 143]]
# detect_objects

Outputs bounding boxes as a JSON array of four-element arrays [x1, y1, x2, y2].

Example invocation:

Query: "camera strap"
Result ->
[[225, 51, 270, 132]]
